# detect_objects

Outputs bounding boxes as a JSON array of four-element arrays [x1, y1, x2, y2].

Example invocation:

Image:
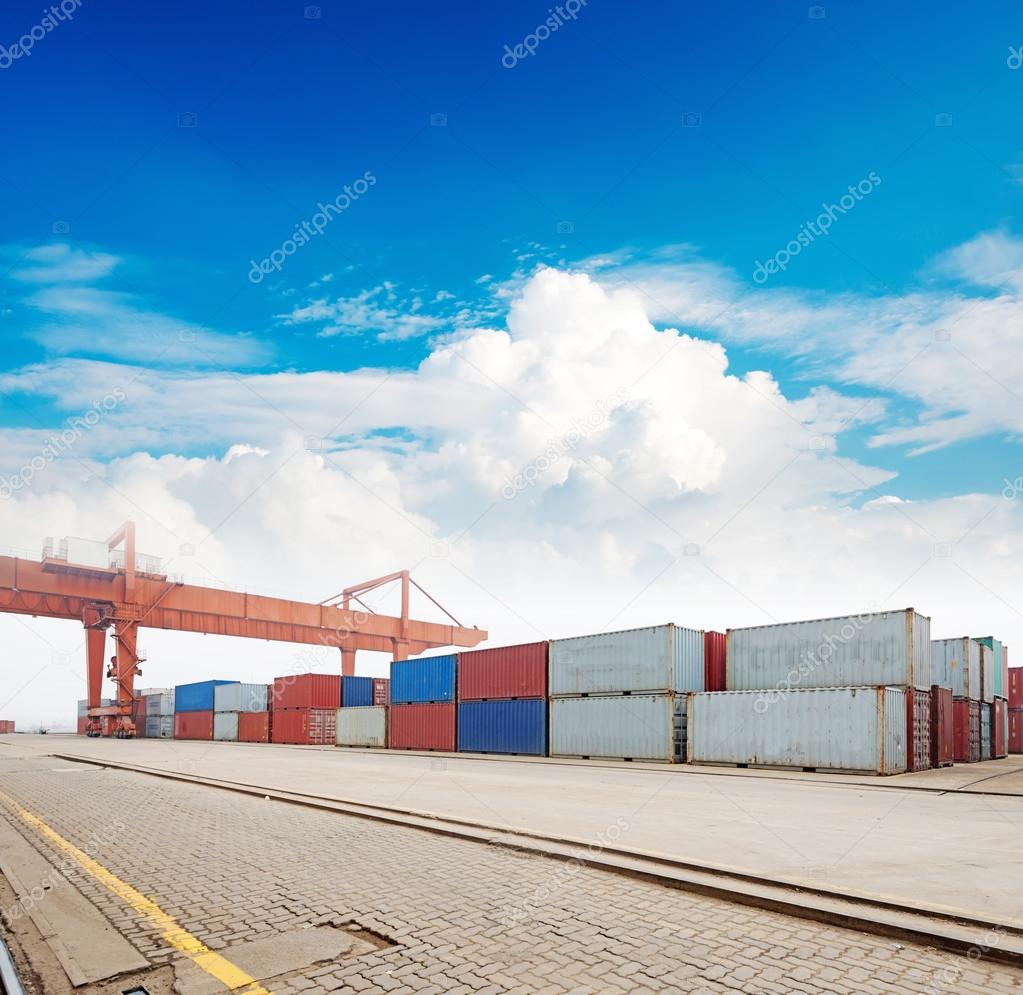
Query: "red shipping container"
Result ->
[[238, 711, 270, 743], [458, 642, 548, 700], [1009, 669, 1023, 710], [906, 688, 932, 771], [131, 698, 146, 737], [372, 678, 390, 705], [1010, 709, 1023, 754], [952, 700, 981, 763], [174, 711, 213, 741], [77, 717, 88, 735], [994, 698, 1008, 758], [389, 703, 456, 751], [270, 708, 335, 745], [704, 631, 726, 692], [272, 674, 341, 710], [930, 686, 953, 767]]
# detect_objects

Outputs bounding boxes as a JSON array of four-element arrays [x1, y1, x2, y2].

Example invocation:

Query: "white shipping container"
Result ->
[[727, 608, 930, 692], [335, 706, 387, 748], [145, 691, 175, 716], [549, 694, 682, 762], [549, 624, 703, 696], [144, 715, 173, 738], [687, 686, 907, 775], [931, 638, 981, 699], [213, 712, 239, 742], [78, 698, 114, 716], [214, 682, 268, 713], [979, 645, 995, 704]]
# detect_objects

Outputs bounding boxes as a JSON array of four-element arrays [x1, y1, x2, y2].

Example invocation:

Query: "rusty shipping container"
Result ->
[[174, 711, 214, 741], [270, 708, 336, 745], [704, 631, 726, 692], [906, 688, 932, 772], [953, 700, 981, 763], [727, 609, 930, 691], [687, 686, 907, 775], [977, 644, 996, 704], [237, 711, 270, 743], [272, 674, 341, 710], [931, 638, 981, 700], [372, 678, 390, 705], [994, 699, 1008, 759], [930, 685, 954, 767], [458, 641, 548, 700], [145, 715, 173, 738], [1009, 669, 1023, 710], [549, 694, 682, 762], [1010, 709, 1023, 754], [388, 703, 456, 751]]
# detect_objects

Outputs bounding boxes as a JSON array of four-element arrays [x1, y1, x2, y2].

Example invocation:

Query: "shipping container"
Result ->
[[372, 678, 390, 706], [214, 682, 269, 713], [549, 624, 703, 697], [340, 676, 374, 708], [388, 702, 456, 751], [76, 717, 88, 735], [994, 698, 1008, 759], [173, 710, 214, 740], [704, 631, 726, 693], [688, 687, 907, 774], [144, 715, 173, 738], [390, 656, 458, 704], [1010, 669, 1023, 710], [0, 721, 14, 734], [930, 685, 954, 768], [272, 674, 341, 710], [213, 712, 239, 742], [953, 699, 981, 763], [457, 699, 547, 755], [549, 694, 682, 762], [727, 609, 930, 692], [175, 680, 237, 713], [931, 638, 981, 700], [906, 688, 932, 772], [131, 696, 146, 736], [79, 698, 114, 716], [1010, 709, 1023, 754], [335, 706, 387, 748], [976, 637, 1006, 700], [145, 690, 175, 716], [458, 642, 548, 700], [981, 703, 993, 761], [270, 708, 336, 745], [237, 711, 270, 743], [977, 643, 996, 704]]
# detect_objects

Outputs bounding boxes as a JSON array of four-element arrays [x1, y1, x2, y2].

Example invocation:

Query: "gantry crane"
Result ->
[[0, 522, 486, 736]]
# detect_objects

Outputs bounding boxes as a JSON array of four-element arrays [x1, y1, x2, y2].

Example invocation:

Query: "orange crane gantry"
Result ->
[[0, 522, 486, 736]]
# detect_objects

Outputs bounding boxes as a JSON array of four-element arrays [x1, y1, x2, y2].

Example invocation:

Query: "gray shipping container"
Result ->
[[548, 624, 704, 696], [549, 694, 682, 762], [979, 645, 995, 704], [213, 712, 239, 742], [213, 682, 268, 713], [727, 608, 931, 692], [688, 686, 907, 775], [144, 715, 173, 738], [931, 638, 981, 700], [981, 704, 992, 760], [78, 698, 114, 716], [145, 691, 175, 716], [336, 706, 387, 748]]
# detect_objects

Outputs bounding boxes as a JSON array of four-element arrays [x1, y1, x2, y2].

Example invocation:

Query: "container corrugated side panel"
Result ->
[[213, 712, 239, 741], [931, 638, 976, 698], [390, 656, 457, 703], [704, 632, 726, 692], [883, 686, 908, 775], [979, 645, 996, 704], [175, 681, 237, 713], [456, 700, 547, 755], [981, 704, 993, 760], [237, 712, 270, 743], [457, 642, 549, 700], [727, 610, 927, 691], [687, 687, 902, 773], [173, 711, 213, 740], [549, 695, 678, 761], [388, 703, 456, 750], [214, 682, 268, 713], [272, 674, 342, 710], [144, 715, 173, 738], [145, 691, 175, 716], [341, 676, 374, 708], [910, 612, 931, 689], [336, 706, 387, 747]]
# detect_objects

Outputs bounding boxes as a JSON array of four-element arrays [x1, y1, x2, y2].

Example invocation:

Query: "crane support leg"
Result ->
[[340, 648, 355, 676], [109, 621, 140, 738]]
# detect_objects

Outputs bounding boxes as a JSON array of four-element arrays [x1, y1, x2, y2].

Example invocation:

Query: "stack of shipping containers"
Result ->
[[689, 609, 932, 775], [0, 721, 14, 734], [271, 674, 340, 745], [143, 688, 175, 739], [174, 680, 237, 740], [457, 642, 548, 756], [976, 637, 1009, 759], [213, 682, 270, 743], [1010, 668, 1023, 754], [549, 625, 704, 762], [77, 698, 113, 734], [336, 675, 389, 748], [933, 637, 981, 764], [389, 655, 457, 751]]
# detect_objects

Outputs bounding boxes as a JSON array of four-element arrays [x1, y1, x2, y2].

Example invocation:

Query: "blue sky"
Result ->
[[1, 1, 1023, 723]]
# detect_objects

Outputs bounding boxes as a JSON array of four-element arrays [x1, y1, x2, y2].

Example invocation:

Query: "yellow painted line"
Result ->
[[0, 789, 272, 994]]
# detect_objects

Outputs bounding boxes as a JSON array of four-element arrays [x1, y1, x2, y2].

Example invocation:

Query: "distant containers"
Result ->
[[976, 642, 996, 704], [981, 703, 993, 761], [340, 676, 373, 708], [174, 711, 213, 740], [390, 655, 457, 704], [906, 688, 932, 773], [389, 703, 456, 751], [930, 685, 954, 768], [271, 708, 335, 745], [1010, 669, 1023, 710], [175, 680, 237, 713], [214, 682, 269, 713], [549, 625, 703, 696], [0, 721, 14, 734], [1010, 710, 1023, 754], [145, 715, 173, 738], [931, 638, 981, 700], [457, 642, 548, 700], [238, 712, 270, 743], [953, 699, 981, 763], [458, 700, 547, 755], [704, 631, 726, 693], [145, 690, 175, 716], [549, 695, 681, 762], [975, 637, 1005, 702], [372, 678, 389, 705], [994, 698, 1008, 759], [687, 686, 908, 775], [214, 713, 239, 742], [272, 674, 341, 710], [727, 609, 931, 691], [336, 706, 387, 748]]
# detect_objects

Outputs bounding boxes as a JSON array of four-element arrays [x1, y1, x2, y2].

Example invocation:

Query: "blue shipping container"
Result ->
[[390, 655, 457, 703], [457, 699, 547, 756], [174, 680, 238, 713], [341, 676, 373, 708]]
